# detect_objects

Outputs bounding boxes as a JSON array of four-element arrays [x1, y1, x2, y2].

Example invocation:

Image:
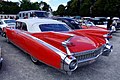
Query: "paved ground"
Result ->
[[0, 30, 120, 80]]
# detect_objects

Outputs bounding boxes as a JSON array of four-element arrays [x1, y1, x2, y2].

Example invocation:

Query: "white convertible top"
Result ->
[[16, 18, 69, 33], [17, 18, 66, 27]]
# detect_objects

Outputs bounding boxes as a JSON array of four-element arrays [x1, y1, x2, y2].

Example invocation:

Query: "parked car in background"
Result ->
[[0, 19, 16, 37], [0, 46, 3, 69], [53, 17, 112, 39], [89, 17, 116, 32], [18, 10, 53, 19], [53, 17, 82, 29], [6, 18, 113, 75]]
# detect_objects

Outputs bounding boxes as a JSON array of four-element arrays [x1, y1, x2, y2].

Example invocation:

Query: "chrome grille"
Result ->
[[74, 46, 103, 61]]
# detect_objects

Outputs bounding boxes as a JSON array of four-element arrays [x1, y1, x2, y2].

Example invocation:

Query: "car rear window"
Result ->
[[39, 24, 69, 32]]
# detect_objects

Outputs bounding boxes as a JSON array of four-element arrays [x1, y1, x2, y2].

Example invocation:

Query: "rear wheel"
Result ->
[[30, 55, 39, 64], [1, 32, 6, 38]]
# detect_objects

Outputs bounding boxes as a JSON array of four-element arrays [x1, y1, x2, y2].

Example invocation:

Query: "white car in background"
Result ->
[[0, 19, 16, 37]]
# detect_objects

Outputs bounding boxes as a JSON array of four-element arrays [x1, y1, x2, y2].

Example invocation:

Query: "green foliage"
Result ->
[[0, 0, 51, 14], [55, 4, 65, 16], [1, 0, 120, 16], [20, 0, 32, 11], [79, 0, 92, 16], [39, 1, 51, 11], [55, 0, 120, 16], [0, 1, 20, 14], [66, 0, 81, 16], [92, 0, 120, 16]]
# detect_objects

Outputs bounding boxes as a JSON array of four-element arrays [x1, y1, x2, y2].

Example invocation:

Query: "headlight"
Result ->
[[69, 60, 78, 71]]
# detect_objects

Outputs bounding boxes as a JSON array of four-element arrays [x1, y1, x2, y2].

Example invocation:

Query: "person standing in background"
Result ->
[[107, 17, 113, 30]]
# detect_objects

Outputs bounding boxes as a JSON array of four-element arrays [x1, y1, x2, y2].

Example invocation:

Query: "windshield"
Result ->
[[4, 20, 16, 24], [39, 24, 70, 32], [35, 12, 48, 17], [61, 18, 81, 29]]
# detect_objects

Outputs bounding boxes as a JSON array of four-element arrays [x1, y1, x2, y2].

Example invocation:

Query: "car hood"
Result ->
[[31, 31, 106, 54]]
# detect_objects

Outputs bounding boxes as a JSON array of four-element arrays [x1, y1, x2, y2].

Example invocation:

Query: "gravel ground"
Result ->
[[0, 30, 120, 80]]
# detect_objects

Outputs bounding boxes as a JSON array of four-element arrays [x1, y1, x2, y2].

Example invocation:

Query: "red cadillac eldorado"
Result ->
[[5, 18, 113, 75]]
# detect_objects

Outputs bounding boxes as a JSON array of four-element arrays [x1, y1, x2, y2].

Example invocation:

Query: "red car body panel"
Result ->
[[6, 29, 62, 69], [32, 32, 97, 53]]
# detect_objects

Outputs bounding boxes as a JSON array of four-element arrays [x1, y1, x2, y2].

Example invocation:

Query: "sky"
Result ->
[[4, 0, 70, 11]]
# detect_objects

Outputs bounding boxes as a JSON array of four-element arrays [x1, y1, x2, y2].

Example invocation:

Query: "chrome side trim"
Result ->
[[54, 32, 74, 37]]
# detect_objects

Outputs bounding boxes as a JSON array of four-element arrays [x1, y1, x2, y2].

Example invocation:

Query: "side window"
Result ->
[[16, 22, 27, 31], [21, 23, 27, 31], [30, 12, 33, 17], [19, 13, 21, 17], [16, 22, 22, 29]]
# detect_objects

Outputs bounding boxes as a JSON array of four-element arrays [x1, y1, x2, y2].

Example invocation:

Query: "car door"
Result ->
[[14, 22, 28, 50], [5, 20, 17, 43]]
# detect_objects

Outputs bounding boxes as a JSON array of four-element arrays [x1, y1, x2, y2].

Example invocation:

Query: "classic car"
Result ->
[[6, 18, 113, 75], [0, 46, 3, 69], [0, 19, 16, 37]]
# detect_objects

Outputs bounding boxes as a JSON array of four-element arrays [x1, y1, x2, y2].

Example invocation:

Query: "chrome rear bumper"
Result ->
[[73, 44, 113, 67], [102, 43, 113, 56]]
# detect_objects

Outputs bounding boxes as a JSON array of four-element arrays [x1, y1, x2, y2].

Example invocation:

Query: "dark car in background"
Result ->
[[53, 17, 82, 29]]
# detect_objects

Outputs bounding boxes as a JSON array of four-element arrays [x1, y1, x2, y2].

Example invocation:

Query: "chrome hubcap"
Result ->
[[31, 56, 38, 63]]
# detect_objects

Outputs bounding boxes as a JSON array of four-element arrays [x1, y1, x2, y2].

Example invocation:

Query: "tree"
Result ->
[[66, 0, 73, 16], [20, 0, 32, 11], [55, 4, 66, 16], [0, 1, 20, 14], [39, 1, 51, 11], [92, 0, 120, 16], [66, 0, 82, 16], [104, 0, 120, 16], [79, 0, 97, 16]]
